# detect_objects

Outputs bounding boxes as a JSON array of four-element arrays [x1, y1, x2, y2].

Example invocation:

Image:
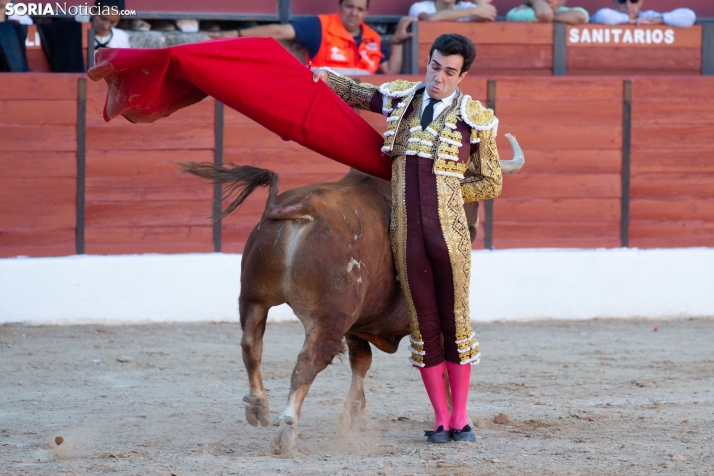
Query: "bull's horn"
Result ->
[[500, 133, 525, 175]]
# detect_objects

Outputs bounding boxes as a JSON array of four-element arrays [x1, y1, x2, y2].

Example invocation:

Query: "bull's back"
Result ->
[[240, 177, 399, 320]]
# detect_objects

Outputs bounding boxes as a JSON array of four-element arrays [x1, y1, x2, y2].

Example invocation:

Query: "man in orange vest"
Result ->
[[210, 0, 414, 75]]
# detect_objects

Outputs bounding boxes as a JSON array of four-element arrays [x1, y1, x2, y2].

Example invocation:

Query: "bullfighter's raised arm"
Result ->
[[314, 68, 384, 114]]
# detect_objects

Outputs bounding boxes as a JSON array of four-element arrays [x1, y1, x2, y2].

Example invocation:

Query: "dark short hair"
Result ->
[[428, 34, 477, 74], [339, 0, 370, 8]]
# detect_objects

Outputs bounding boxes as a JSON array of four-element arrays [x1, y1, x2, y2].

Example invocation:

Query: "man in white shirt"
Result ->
[[91, 0, 130, 48], [591, 0, 696, 28], [409, 0, 497, 22]]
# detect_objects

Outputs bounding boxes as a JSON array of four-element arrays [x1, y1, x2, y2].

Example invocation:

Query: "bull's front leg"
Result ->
[[338, 334, 372, 436], [240, 299, 271, 427], [271, 327, 346, 455]]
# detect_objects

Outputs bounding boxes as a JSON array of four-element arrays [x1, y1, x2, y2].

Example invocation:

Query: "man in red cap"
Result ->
[[314, 33, 502, 443]]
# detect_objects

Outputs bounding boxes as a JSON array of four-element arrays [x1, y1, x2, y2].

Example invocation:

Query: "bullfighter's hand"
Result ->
[[312, 69, 329, 83]]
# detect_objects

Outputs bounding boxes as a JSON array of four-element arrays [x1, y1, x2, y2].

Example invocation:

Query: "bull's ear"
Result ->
[[469, 225, 477, 244]]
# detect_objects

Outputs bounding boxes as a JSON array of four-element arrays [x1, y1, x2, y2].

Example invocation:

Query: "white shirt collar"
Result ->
[[421, 88, 459, 116]]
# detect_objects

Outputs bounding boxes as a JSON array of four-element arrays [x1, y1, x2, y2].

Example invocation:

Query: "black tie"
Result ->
[[421, 97, 440, 130]]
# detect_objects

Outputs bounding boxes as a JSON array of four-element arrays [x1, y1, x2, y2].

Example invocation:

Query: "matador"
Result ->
[[314, 33, 503, 443]]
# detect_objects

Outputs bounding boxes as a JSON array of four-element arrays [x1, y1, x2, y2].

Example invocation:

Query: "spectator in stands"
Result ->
[[591, 1, 696, 28], [506, 0, 589, 24], [209, 0, 413, 75], [92, 0, 130, 48], [409, 0, 497, 22]]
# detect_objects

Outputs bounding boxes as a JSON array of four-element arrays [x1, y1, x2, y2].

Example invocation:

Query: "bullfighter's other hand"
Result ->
[[312, 69, 329, 83]]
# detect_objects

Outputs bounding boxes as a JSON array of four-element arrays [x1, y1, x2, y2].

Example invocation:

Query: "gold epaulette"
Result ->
[[378, 79, 421, 98], [460, 95, 498, 131]]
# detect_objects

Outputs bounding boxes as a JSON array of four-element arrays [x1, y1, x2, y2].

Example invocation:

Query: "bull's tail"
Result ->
[[179, 162, 279, 220]]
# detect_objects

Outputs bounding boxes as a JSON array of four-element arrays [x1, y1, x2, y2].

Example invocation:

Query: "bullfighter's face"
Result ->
[[614, 0, 641, 19], [424, 50, 467, 101]]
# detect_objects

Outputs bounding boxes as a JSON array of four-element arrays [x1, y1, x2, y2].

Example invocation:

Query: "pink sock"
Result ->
[[419, 362, 451, 431], [446, 361, 471, 430]]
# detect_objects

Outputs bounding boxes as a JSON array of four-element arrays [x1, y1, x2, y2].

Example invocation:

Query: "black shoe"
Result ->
[[451, 424, 476, 442], [424, 425, 451, 443]]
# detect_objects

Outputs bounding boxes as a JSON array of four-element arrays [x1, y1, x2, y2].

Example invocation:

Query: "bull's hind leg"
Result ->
[[271, 324, 346, 455], [338, 334, 372, 436], [240, 299, 271, 427]]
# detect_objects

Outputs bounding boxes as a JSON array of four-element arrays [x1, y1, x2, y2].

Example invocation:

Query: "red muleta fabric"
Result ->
[[87, 38, 391, 180]]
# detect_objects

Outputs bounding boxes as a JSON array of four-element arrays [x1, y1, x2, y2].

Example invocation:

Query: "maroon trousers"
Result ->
[[405, 157, 460, 367]]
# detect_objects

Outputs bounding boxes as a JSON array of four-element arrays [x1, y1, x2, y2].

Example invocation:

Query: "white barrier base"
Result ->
[[1, 248, 713, 325]]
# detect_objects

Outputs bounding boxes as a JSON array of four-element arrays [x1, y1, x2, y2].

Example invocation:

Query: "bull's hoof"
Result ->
[[270, 421, 297, 455], [338, 400, 366, 437], [243, 394, 271, 427]]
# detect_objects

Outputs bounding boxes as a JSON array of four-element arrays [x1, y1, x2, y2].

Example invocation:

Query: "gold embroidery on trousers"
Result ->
[[390, 156, 425, 367], [435, 175, 480, 364]]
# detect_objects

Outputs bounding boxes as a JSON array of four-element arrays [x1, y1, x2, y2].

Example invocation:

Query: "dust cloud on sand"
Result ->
[[1, 318, 713, 475]]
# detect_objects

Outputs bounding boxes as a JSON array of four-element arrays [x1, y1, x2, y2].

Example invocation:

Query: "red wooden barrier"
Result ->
[[493, 77, 623, 249], [418, 22, 554, 76], [0, 74, 78, 257], [2, 73, 714, 257], [630, 76, 714, 248]]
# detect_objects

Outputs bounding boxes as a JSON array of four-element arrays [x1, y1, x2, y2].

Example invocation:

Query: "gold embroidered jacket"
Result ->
[[326, 71, 502, 203]]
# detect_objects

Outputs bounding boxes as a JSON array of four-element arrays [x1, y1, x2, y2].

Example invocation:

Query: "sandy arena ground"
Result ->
[[1, 317, 713, 475]]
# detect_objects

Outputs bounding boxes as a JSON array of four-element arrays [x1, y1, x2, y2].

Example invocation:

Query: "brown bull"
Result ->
[[181, 134, 524, 454]]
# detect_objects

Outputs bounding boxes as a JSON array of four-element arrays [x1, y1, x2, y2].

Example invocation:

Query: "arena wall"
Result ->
[[2, 249, 713, 324], [2, 73, 713, 257]]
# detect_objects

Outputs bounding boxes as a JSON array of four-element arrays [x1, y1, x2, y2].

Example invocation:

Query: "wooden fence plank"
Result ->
[[500, 174, 621, 199], [85, 176, 213, 202], [631, 174, 714, 199], [495, 124, 621, 150], [418, 44, 552, 74], [632, 77, 714, 102], [494, 238, 621, 249], [498, 101, 622, 125], [87, 124, 213, 150], [0, 203, 75, 228], [0, 74, 78, 100], [512, 149, 621, 175], [497, 78, 623, 101], [0, 178, 75, 204], [494, 222, 620, 240], [86, 149, 215, 176], [633, 102, 714, 125], [568, 48, 700, 74], [85, 201, 214, 227], [419, 22, 554, 45], [495, 198, 620, 222], [630, 220, 714, 240], [631, 150, 714, 174], [630, 199, 714, 221], [0, 100, 76, 125], [1, 151, 76, 179], [1, 125, 76, 151], [632, 125, 714, 150]]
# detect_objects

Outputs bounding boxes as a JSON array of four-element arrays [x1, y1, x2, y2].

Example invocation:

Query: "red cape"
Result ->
[[87, 38, 391, 180]]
